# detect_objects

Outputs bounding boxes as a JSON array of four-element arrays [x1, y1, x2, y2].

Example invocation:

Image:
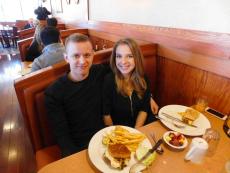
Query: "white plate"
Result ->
[[88, 126, 152, 173], [159, 105, 211, 136]]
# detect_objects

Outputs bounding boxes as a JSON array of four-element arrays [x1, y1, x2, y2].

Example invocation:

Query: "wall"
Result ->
[[89, 0, 230, 33], [52, 0, 88, 24]]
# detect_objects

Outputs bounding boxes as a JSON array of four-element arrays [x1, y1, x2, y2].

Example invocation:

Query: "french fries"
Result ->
[[102, 126, 146, 152]]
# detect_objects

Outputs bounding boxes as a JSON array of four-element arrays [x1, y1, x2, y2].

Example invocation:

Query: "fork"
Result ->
[[149, 132, 164, 154]]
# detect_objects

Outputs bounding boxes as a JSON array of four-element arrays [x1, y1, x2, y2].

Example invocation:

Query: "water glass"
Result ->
[[221, 160, 230, 173], [195, 98, 208, 112], [202, 128, 220, 156]]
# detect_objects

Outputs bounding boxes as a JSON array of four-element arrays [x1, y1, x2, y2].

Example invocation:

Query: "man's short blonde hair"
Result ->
[[65, 33, 92, 51]]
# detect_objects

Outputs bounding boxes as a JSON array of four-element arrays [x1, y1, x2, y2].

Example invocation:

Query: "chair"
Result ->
[[0, 30, 11, 48], [0, 34, 4, 47], [10, 26, 19, 48]]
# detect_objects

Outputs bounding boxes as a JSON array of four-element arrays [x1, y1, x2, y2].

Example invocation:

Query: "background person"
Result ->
[[31, 26, 65, 72], [26, 7, 51, 61]]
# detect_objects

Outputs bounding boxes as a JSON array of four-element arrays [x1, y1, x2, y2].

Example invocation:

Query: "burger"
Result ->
[[104, 143, 131, 169]]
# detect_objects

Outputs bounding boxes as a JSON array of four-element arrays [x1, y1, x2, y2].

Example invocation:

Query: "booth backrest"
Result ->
[[15, 20, 28, 30], [18, 24, 66, 40], [14, 44, 157, 152], [60, 28, 88, 43], [57, 23, 66, 30], [18, 28, 35, 40], [18, 28, 89, 61], [18, 37, 33, 61]]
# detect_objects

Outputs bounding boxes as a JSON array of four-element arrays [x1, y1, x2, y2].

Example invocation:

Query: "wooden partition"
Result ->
[[60, 28, 88, 43], [156, 49, 230, 113], [15, 20, 28, 30], [66, 20, 230, 114], [18, 24, 66, 40], [18, 37, 34, 61], [18, 28, 35, 40]]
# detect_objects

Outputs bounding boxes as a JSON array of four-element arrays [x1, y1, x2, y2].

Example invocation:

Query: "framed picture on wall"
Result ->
[[51, 0, 63, 13], [66, 0, 70, 5]]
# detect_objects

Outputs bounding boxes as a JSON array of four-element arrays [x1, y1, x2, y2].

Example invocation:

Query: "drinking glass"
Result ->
[[202, 128, 220, 156], [221, 160, 230, 173], [195, 98, 208, 113]]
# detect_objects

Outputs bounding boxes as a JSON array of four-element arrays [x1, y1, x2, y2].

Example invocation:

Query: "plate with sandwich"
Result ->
[[88, 126, 152, 173], [158, 105, 211, 136]]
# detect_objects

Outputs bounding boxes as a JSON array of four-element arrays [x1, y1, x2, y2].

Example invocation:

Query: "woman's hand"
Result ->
[[103, 115, 113, 126], [150, 98, 159, 114]]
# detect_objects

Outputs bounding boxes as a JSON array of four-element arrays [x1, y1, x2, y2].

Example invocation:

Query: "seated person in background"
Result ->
[[103, 38, 158, 128], [45, 33, 109, 157], [31, 26, 65, 72], [47, 17, 58, 27], [26, 7, 51, 61], [23, 18, 34, 29]]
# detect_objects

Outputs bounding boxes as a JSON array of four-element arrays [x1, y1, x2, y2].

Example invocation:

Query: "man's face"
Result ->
[[65, 41, 94, 78]]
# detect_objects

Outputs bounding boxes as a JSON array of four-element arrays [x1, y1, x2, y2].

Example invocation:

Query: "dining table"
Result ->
[[20, 61, 32, 75], [38, 111, 230, 173]]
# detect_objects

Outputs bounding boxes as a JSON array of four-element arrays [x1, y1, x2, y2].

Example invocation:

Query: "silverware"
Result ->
[[161, 112, 198, 128], [149, 132, 164, 154], [139, 139, 163, 162], [156, 115, 186, 128], [129, 139, 163, 173]]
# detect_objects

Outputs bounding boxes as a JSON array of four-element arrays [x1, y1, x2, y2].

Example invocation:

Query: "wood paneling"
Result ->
[[89, 35, 114, 51], [60, 28, 88, 43], [158, 46, 230, 78], [155, 56, 230, 114], [88, 30, 150, 51], [17, 37, 33, 61], [18, 28, 35, 40], [73, 21, 230, 59]]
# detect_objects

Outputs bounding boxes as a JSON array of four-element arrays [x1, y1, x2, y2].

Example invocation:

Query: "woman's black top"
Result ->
[[25, 40, 41, 61], [103, 73, 151, 127]]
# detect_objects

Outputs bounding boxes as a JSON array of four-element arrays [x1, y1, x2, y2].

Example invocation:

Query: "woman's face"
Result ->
[[115, 44, 135, 78]]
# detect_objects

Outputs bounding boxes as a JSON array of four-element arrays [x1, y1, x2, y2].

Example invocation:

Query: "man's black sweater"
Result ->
[[45, 64, 107, 157]]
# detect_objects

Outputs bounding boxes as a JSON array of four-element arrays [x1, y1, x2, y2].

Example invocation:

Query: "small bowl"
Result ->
[[163, 131, 188, 149]]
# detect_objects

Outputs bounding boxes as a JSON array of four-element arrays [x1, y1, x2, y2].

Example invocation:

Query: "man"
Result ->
[[47, 17, 58, 27], [45, 33, 108, 157], [31, 26, 65, 72], [24, 18, 34, 29]]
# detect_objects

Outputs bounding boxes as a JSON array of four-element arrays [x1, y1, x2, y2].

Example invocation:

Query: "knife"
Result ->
[[139, 139, 163, 162], [161, 112, 198, 128]]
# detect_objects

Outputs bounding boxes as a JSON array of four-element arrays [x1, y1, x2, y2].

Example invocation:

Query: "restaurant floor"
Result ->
[[0, 52, 36, 173]]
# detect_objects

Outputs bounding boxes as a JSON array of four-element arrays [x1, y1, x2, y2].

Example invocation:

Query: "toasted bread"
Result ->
[[179, 108, 199, 125]]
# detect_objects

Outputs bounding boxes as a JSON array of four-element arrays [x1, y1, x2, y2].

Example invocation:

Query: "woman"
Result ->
[[26, 7, 51, 61], [103, 38, 158, 128]]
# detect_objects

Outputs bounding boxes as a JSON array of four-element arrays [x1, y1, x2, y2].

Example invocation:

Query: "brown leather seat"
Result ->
[[36, 145, 61, 170]]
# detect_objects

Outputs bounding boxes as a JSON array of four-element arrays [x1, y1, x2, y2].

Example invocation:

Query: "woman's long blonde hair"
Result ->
[[110, 38, 147, 98]]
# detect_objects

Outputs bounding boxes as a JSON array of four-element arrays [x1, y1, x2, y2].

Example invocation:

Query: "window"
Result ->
[[0, 0, 37, 21]]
